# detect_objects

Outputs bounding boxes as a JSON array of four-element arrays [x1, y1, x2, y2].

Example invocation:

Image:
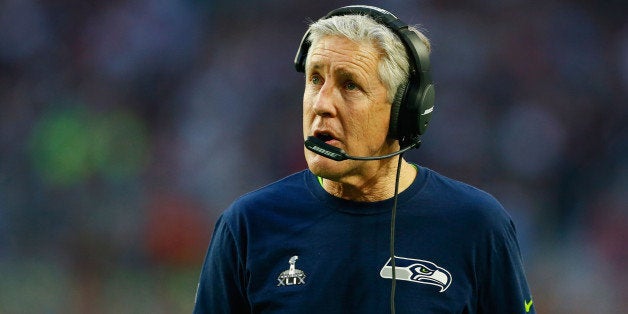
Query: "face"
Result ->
[[303, 35, 395, 181]]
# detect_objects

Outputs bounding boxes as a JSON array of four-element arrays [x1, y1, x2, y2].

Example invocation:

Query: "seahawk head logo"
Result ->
[[380, 256, 452, 292]]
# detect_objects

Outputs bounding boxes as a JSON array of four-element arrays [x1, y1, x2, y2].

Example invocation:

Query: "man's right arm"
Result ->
[[193, 213, 250, 314]]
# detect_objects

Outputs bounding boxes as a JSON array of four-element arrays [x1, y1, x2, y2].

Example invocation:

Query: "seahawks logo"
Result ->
[[379, 256, 452, 292]]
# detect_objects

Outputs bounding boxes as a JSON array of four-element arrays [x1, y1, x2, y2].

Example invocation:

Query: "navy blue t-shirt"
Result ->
[[194, 166, 534, 313]]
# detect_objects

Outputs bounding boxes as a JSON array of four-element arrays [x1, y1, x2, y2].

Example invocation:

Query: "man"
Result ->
[[194, 5, 534, 313]]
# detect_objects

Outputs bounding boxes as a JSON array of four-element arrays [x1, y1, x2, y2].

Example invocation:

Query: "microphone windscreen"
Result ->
[[304, 136, 347, 161]]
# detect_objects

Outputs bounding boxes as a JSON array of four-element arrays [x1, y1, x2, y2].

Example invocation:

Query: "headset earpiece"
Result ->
[[418, 84, 435, 134], [389, 83, 407, 140]]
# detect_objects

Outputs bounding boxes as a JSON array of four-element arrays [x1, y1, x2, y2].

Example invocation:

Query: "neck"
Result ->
[[321, 159, 417, 202]]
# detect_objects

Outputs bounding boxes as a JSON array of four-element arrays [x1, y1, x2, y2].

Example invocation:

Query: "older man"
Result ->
[[194, 5, 534, 314]]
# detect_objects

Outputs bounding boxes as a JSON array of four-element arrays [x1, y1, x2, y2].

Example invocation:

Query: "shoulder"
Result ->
[[220, 169, 313, 221], [237, 169, 310, 206], [420, 167, 513, 229]]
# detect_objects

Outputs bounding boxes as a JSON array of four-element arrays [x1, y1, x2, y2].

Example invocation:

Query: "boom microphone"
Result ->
[[304, 136, 420, 161]]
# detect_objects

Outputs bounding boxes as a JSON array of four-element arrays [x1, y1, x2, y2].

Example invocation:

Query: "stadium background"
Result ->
[[0, 0, 625, 312]]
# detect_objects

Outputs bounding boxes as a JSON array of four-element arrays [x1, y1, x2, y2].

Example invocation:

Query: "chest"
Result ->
[[243, 214, 479, 313]]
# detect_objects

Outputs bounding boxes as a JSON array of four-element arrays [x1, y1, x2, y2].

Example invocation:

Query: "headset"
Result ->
[[295, 5, 435, 149]]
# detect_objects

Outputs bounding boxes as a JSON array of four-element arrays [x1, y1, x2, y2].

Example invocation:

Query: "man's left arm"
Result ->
[[479, 218, 535, 313]]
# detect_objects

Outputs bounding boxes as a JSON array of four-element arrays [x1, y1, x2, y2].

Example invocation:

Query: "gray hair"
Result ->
[[306, 14, 431, 103]]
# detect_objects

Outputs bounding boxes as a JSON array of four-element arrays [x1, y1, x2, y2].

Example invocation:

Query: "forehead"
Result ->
[[307, 36, 381, 75]]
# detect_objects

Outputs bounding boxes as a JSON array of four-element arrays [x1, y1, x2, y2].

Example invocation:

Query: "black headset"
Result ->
[[294, 5, 435, 148]]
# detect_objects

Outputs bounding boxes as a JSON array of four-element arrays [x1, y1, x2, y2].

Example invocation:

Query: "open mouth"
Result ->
[[314, 131, 336, 143]]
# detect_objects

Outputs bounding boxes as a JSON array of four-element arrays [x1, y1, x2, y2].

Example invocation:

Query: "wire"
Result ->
[[390, 153, 404, 314]]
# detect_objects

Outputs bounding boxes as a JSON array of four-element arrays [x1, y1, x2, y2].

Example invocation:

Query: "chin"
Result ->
[[305, 152, 346, 179]]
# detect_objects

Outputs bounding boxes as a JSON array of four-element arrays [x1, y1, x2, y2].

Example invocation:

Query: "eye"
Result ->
[[344, 81, 358, 91], [310, 74, 323, 85], [420, 267, 431, 274]]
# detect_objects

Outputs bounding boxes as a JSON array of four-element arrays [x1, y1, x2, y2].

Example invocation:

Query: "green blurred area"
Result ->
[[29, 105, 149, 187]]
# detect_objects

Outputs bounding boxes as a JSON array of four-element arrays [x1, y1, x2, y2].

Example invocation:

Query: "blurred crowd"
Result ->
[[0, 0, 625, 313]]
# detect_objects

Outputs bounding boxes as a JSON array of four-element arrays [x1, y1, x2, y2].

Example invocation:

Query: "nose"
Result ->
[[312, 81, 338, 118]]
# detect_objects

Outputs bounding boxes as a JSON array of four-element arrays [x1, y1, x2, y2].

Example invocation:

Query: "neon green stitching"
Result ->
[[525, 299, 533, 312]]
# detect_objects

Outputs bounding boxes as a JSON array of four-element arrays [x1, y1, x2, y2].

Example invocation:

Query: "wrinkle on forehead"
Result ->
[[306, 36, 382, 84]]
